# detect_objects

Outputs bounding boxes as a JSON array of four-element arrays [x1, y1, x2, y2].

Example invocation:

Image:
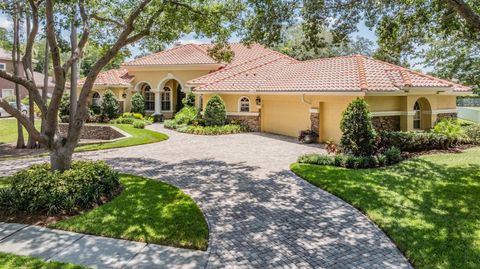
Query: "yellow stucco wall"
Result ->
[[202, 94, 259, 113], [364, 96, 402, 111], [261, 95, 311, 137]]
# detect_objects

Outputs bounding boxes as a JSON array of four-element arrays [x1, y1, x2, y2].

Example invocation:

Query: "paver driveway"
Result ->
[[0, 124, 412, 268]]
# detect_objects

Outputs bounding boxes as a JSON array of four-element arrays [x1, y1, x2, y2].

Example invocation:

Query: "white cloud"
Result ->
[[0, 14, 12, 30]]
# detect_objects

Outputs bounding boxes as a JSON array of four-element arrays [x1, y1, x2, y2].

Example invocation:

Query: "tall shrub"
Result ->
[[130, 92, 145, 115], [204, 95, 226, 126], [182, 92, 196, 107], [340, 98, 377, 156], [101, 90, 119, 120]]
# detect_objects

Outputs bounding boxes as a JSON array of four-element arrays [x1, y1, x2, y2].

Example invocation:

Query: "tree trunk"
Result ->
[[26, 13, 37, 149], [13, 3, 25, 149], [69, 15, 78, 125], [41, 40, 49, 138], [49, 144, 74, 172]]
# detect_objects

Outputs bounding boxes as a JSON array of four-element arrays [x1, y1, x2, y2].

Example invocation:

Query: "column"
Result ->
[[154, 91, 161, 115]]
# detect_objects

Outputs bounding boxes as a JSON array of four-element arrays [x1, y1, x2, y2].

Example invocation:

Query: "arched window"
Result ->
[[413, 101, 421, 129], [92, 92, 101, 106], [162, 87, 171, 111], [239, 97, 250, 112], [142, 84, 155, 111]]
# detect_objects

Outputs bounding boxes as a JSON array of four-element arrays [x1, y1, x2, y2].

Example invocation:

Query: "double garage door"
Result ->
[[261, 99, 311, 137]]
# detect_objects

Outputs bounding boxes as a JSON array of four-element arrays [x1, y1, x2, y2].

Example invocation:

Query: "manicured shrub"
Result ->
[[340, 98, 377, 156], [334, 154, 346, 167], [101, 90, 119, 120], [463, 124, 480, 144], [433, 119, 465, 146], [130, 92, 145, 115], [182, 92, 196, 107], [298, 154, 334, 165], [176, 124, 248, 135], [164, 119, 177, 129], [133, 120, 145, 129], [110, 117, 134, 124], [90, 103, 101, 115], [379, 131, 450, 152], [174, 106, 199, 125], [384, 146, 402, 165], [121, 112, 144, 120], [204, 95, 226, 126], [0, 161, 120, 215]]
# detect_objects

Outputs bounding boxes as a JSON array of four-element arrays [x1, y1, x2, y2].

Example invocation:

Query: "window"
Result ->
[[92, 92, 101, 106], [161, 87, 171, 111], [2, 89, 13, 98], [142, 84, 155, 111], [239, 97, 250, 112], [413, 101, 421, 129], [0, 63, 5, 71]]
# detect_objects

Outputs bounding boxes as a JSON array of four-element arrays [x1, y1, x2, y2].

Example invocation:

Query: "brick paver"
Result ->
[[0, 124, 412, 268]]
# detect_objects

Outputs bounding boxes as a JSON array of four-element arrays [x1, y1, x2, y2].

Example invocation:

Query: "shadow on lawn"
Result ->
[[294, 158, 480, 269], [103, 157, 411, 268]]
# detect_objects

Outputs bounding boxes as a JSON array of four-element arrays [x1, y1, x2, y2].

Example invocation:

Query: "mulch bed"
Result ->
[[0, 186, 123, 226]]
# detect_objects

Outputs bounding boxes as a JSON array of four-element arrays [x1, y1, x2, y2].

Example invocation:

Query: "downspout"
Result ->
[[301, 93, 312, 105]]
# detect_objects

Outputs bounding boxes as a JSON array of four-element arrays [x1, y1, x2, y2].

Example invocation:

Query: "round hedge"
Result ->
[[0, 161, 120, 215]]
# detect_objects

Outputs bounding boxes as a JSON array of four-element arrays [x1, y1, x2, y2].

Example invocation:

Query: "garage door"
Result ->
[[262, 99, 310, 137]]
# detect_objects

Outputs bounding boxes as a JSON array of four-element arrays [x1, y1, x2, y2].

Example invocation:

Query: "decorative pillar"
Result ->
[[154, 90, 161, 115]]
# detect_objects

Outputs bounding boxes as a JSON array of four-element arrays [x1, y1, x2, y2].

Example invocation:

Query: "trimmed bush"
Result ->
[[182, 92, 196, 107], [340, 98, 377, 156], [379, 131, 450, 152], [121, 112, 144, 120], [176, 124, 247, 135], [110, 117, 135, 124], [0, 161, 120, 215], [204, 95, 226, 126], [164, 119, 177, 129], [463, 124, 480, 144], [133, 120, 145, 129], [130, 92, 145, 115], [101, 90, 119, 120], [384, 146, 402, 165], [298, 154, 334, 165]]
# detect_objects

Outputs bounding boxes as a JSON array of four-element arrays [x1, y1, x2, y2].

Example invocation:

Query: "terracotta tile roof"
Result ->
[[79, 68, 133, 87], [191, 54, 471, 93], [123, 44, 218, 66]]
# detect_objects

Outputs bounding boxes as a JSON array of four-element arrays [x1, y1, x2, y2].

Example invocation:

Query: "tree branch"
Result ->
[[445, 0, 480, 33], [91, 14, 124, 28], [0, 99, 46, 144], [63, 0, 90, 70]]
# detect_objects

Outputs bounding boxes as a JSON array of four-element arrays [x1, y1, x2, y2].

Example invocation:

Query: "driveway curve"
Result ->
[[0, 124, 412, 269]]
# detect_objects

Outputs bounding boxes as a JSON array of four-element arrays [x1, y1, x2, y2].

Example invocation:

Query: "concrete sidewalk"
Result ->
[[0, 222, 207, 269]]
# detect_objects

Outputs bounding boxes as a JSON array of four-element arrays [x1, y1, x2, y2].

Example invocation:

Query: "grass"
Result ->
[[0, 252, 86, 269], [0, 177, 9, 188], [75, 124, 168, 152], [0, 119, 168, 155], [0, 118, 41, 144], [291, 147, 480, 269], [50, 174, 209, 250]]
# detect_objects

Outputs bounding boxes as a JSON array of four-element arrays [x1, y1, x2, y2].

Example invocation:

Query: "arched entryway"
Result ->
[[413, 97, 432, 130], [157, 76, 184, 115]]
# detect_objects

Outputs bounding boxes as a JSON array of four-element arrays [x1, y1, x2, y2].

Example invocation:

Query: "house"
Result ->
[[0, 48, 55, 100], [81, 43, 472, 142]]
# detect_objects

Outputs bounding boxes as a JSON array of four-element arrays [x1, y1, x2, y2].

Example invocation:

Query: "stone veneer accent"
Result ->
[[227, 115, 260, 132], [310, 112, 319, 131], [436, 113, 457, 121], [58, 123, 125, 140], [372, 116, 401, 131]]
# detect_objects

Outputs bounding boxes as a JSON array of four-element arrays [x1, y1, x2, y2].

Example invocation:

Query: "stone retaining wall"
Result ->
[[372, 116, 401, 131], [436, 113, 457, 121], [227, 115, 260, 132], [58, 124, 125, 140]]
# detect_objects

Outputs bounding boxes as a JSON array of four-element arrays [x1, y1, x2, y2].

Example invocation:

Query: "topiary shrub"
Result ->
[[384, 146, 402, 165], [204, 95, 226, 126], [0, 161, 120, 215], [130, 92, 145, 115], [133, 120, 145, 129], [340, 98, 377, 156], [182, 92, 196, 107], [101, 90, 119, 120]]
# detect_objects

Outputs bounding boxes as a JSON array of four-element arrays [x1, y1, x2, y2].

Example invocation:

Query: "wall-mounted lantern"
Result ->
[[255, 96, 261, 106]]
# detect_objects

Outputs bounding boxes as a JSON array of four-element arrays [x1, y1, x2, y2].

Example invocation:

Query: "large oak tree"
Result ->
[[0, 0, 239, 171]]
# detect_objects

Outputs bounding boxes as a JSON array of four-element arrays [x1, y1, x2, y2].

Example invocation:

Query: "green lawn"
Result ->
[[0, 119, 41, 144], [50, 174, 209, 250], [291, 147, 480, 269], [0, 252, 86, 269], [75, 124, 168, 152], [0, 119, 168, 153], [0, 177, 9, 188]]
